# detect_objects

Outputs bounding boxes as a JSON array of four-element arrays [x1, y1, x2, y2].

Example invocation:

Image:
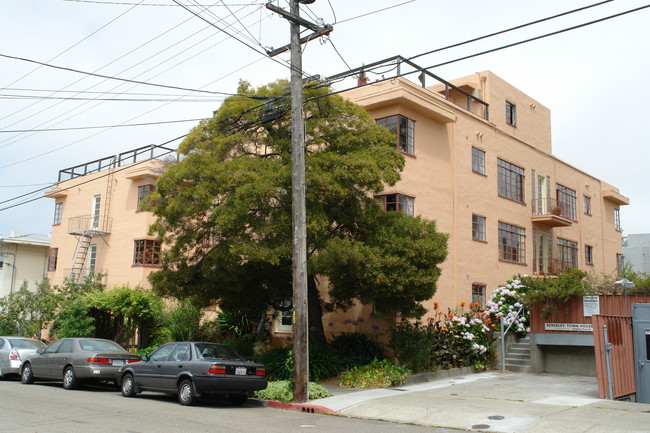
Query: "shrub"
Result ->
[[255, 343, 343, 382], [339, 359, 411, 388], [254, 380, 332, 403], [329, 332, 385, 369], [255, 347, 292, 381], [485, 277, 529, 337]]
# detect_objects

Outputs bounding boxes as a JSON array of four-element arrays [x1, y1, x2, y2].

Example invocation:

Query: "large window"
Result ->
[[48, 248, 58, 271], [506, 101, 517, 126], [614, 208, 621, 231], [556, 184, 577, 221], [472, 147, 485, 175], [557, 238, 578, 270], [133, 239, 161, 266], [585, 245, 593, 265], [53, 202, 63, 225], [376, 115, 415, 155], [497, 159, 525, 203], [472, 214, 486, 241], [498, 222, 526, 264], [472, 284, 486, 308], [137, 184, 155, 211], [375, 194, 414, 216]]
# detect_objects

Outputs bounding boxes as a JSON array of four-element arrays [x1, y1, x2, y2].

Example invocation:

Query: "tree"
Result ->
[[148, 80, 448, 344], [0, 278, 59, 338]]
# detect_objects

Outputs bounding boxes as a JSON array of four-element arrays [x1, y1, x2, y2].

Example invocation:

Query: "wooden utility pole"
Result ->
[[266, 0, 332, 403]]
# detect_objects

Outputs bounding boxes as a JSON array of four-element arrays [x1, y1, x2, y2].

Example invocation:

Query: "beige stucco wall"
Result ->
[[0, 241, 49, 298]]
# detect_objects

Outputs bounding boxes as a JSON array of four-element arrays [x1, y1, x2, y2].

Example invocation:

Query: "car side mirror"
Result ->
[[142, 355, 150, 362], [36, 348, 44, 354]]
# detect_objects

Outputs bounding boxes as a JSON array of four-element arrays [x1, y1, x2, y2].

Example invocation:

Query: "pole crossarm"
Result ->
[[265, 2, 324, 32], [267, 25, 333, 57]]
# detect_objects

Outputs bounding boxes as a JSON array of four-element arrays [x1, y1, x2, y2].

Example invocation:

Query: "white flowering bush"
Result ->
[[485, 276, 530, 337]]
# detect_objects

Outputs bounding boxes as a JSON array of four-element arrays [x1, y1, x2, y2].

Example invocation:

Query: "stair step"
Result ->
[[506, 353, 530, 361], [505, 359, 531, 367]]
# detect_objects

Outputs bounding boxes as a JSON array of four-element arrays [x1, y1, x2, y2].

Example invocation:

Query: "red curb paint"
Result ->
[[266, 400, 336, 414]]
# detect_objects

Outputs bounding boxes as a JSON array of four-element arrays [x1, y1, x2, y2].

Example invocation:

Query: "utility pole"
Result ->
[[265, 0, 332, 403]]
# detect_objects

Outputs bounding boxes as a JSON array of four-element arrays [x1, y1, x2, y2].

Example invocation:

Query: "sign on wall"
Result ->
[[583, 295, 600, 317], [545, 323, 593, 332]]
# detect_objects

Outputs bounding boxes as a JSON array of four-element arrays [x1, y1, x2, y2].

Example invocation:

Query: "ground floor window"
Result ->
[[472, 284, 486, 308]]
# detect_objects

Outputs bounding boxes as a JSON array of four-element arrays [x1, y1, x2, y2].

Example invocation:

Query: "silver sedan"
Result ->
[[0, 337, 47, 379], [20, 338, 140, 389]]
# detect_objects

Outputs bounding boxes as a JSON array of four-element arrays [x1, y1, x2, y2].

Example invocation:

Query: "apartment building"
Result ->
[[45, 145, 175, 289], [44, 68, 628, 329], [0, 232, 50, 298], [344, 67, 628, 312]]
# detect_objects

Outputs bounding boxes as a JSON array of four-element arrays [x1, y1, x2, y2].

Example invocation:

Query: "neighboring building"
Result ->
[[0, 232, 50, 298], [343, 66, 628, 312], [623, 234, 650, 275], [45, 145, 175, 289]]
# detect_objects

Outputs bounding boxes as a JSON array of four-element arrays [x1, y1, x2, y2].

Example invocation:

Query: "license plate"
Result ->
[[235, 367, 247, 376], [112, 360, 125, 366]]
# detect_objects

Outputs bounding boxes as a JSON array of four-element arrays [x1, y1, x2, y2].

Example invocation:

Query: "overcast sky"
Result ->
[[0, 0, 648, 239]]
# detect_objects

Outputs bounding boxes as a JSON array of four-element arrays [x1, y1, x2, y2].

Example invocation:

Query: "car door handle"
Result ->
[[178, 365, 183, 368]]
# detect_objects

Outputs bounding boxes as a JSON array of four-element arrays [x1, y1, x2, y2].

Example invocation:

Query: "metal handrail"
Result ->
[[500, 306, 524, 373]]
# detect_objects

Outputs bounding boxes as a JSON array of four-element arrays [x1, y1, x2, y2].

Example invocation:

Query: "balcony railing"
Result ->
[[534, 257, 576, 276], [531, 198, 573, 227], [67, 215, 112, 235]]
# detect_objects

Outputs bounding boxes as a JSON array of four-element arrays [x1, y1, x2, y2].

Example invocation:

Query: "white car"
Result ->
[[0, 337, 47, 379]]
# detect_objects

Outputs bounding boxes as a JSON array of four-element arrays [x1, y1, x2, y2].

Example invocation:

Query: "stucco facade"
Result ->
[[344, 71, 628, 312], [0, 232, 50, 297]]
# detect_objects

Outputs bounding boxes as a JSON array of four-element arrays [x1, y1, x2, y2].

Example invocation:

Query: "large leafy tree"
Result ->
[[148, 80, 448, 343]]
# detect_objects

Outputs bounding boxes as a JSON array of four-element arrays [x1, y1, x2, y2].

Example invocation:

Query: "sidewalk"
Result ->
[[262, 370, 650, 432]]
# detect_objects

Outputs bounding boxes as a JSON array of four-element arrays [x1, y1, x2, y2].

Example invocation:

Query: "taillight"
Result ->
[[87, 357, 110, 364], [10, 349, 20, 361], [127, 359, 140, 363], [255, 367, 266, 377], [209, 364, 226, 374]]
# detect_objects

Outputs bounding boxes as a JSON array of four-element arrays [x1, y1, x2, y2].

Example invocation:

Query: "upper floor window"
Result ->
[[137, 184, 155, 211], [376, 115, 415, 155], [498, 222, 526, 264], [497, 159, 525, 203], [375, 193, 414, 216], [48, 248, 58, 271], [472, 147, 485, 175], [472, 214, 486, 242], [616, 253, 624, 275], [585, 245, 593, 265], [53, 202, 63, 225], [556, 184, 577, 221], [583, 195, 592, 215], [557, 238, 578, 269], [506, 101, 516, 126], [133, 239, 161, 266], [472, 284, 486, 308], [614, 207, 621, 231]]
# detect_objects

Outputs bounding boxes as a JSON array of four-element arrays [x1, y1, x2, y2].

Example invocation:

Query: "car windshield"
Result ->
[[9, 339, 46, 350], [79, 339, 126, 352], [194, 343, 244, 361]]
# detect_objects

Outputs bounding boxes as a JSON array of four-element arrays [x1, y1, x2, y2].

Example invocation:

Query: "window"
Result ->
[[91, 194, 101, 230], [48, 248, 58, 271], [472, 147, 485, 175], [472, 284, 486, 308], [506, 101, 516, 126], [616, 253, 624, 275], [498, 222, 526, 264], [53, 202, 63, 225], [557, 238, 578, 269], [376, 115, 415, 155], [497, 159, 525, 203], [614, 208, 621, 231], [585, 245, 593, 265], [583, 195, 592, 215], [88, 244, 97, 273], [133, 239, 161, 266], [472, 214, 486, 241], [556, 184, 577, 221], [275, 300, 293, 333], [137, 184, 155, 211], [375, 194, 414, 216]]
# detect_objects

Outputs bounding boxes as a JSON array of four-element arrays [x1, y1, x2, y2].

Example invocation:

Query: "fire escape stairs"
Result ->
[[70, 233, 93, 283], [504, 335, 533, 373]]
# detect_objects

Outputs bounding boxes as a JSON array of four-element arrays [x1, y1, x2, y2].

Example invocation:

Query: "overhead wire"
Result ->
[[0, 117, 208, 133]]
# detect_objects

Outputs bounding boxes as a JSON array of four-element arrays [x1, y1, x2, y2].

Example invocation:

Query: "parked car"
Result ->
[[0, 337, 47, 379], [20, 337, 140, 389], [117, 342, 267, 406]]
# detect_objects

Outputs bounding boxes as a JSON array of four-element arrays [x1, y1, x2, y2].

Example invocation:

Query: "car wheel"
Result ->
[[63, 366, 79, 390], [21, 363, 34, 384], [229, 394, 248, 406], [178, 379, 196, 406], [121, 374, 137, 397]]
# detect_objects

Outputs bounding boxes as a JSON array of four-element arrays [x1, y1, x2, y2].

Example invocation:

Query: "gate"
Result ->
[[632, 304, 650, 403], [593, 315, 635, 399]]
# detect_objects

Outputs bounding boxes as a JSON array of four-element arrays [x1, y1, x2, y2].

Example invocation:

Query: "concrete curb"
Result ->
[[249, 398, 336, 414]]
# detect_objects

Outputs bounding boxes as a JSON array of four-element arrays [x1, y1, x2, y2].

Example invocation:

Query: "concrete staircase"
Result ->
[[504, 335, 533, 373]]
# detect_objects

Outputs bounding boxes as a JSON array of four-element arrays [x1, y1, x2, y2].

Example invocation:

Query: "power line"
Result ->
[[0, 117, 207, 133], [0, 93, 226, 102], [63, 0, 264, 6], [337, 0, 416, 25]]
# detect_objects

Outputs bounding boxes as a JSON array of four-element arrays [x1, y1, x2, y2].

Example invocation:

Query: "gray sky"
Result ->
[[0, 0, 648, 238]]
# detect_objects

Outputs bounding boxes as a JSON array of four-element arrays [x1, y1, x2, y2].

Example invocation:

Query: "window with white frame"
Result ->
[[472, 147, 486, 175], [375, 193, 414, 216], [614, 208, 621, 231], [472, 214, 486, 241]]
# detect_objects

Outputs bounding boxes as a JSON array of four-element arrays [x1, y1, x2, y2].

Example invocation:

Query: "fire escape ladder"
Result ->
[[70, 232, 93, 282], [102, 157, 117, 231]]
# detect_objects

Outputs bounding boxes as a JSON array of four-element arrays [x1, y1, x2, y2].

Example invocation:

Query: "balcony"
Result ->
[[531, 198, 572, 227], [533, 258, 575, 276], [68, 215, 112, 236]]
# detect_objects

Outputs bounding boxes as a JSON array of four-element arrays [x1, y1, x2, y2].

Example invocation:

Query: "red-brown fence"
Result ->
[[592, 315, 635, 399]]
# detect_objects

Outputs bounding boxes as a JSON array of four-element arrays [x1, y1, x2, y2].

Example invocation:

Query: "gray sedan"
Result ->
[[0, 337, 47, 379], [20, 338, 140, 389], [117, 342, 267, 406]]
